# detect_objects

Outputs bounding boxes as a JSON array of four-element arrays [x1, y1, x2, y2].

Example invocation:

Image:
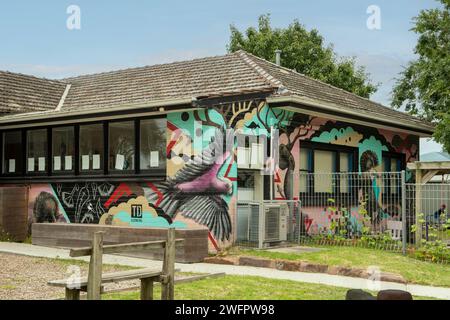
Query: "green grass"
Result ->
[[232, 246, 450, 287], [103, 275, 437, 300], [105, 275, 350, 300]]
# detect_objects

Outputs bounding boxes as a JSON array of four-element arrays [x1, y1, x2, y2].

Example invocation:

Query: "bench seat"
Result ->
[[48, 268, 162, 289]]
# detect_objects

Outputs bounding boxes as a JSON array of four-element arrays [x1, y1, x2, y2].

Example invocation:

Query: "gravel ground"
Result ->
[[0, 252, 141, 300]]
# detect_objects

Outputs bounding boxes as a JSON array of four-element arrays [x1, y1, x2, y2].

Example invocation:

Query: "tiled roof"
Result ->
[[61, 53, 273, 111], [239, 51, 432, 131], [0, 50, 434, 133], [0, 71, 67, 115]]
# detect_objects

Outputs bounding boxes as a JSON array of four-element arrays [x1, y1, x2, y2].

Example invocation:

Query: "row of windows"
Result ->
[[298, 143, 405, 194], [1, 118, 166, 176]]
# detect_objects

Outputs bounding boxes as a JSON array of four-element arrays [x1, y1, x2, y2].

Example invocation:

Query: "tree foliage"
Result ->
[[228, 14, 378, 98], [392, 0, 450, 152]]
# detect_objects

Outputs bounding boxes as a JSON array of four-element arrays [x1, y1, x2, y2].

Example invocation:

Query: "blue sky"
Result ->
[[0, 0, 443, 154]]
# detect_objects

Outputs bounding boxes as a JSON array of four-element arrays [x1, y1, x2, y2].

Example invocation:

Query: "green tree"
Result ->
[[228, 14, 378, 98], [392, 0, 450, 152]]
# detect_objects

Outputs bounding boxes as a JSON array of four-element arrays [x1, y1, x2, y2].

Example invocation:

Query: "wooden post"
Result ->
[[65, 288, 80, 300], [87, 231, 104, 300], [140, 278, 154, 300], [161, 227, 175, 300], [415, 169, 422, 246]]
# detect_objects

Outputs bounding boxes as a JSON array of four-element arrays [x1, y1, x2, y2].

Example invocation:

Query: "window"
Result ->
[[299, 147, 311, 193], [237, 134, 266, 169], [299, 142, 357, 194], [27, 129, 48, 173], [80, 123, 104, 172], [52, 126, 74, 172], [339, 152, 353, 193], [314, 150, 336, 193], [2, 131, 22, 174], [109, 121, 135, 171], [382, 153, 404, 194], [140, 118, 166, 170]]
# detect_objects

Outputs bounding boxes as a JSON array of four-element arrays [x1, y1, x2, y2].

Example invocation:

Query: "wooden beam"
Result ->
[[69, 239, 184, 257], [422, 170, 439, 184], [407, 161, 450, 171], [87, 231, 103, 300], [161, 228, 176, 300], [65, 288, 80, 300], [415, 169, 422, 246], [140, 278, 154, 300], [49, 269, 162, 288]]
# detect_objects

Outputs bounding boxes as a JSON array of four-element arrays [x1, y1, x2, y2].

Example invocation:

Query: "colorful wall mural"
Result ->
[[23, 99, 420, 250]]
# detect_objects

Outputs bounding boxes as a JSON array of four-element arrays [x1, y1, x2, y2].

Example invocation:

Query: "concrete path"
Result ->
[[0, 242, 449, 300]]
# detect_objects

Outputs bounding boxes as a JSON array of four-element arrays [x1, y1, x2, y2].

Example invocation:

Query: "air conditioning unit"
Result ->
[[264, 204, 288, 244]]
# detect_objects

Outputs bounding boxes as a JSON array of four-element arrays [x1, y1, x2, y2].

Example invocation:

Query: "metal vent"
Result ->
[[265, 206, 280, 241]]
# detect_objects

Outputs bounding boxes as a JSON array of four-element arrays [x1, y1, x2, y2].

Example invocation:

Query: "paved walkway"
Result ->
[[0, 242, 449, 300]]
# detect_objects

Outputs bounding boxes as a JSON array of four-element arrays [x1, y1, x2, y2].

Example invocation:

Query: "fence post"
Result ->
[[87, 231, 103, 300], [401, 170, 407, 255], [161, 227, 175, 300]]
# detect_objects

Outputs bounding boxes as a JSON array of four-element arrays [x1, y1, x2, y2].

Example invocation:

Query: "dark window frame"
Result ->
[[381, 151, 406, 195], [24, 126, 50, 177], [50, 124, 76, 176], [138, 116, 167, 174], [1, 129, 24, 177], [107, 119, 137, 175], [299, 141, 359, 203], [0, 115, 167, 182], [78, 121, 105, 176]]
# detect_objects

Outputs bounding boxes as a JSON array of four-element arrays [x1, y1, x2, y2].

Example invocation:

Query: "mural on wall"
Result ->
[[99, 196, 187, 228], [25, 98, 421, 248], [146, 127, 235, 242], [27, 184, 69, 233]]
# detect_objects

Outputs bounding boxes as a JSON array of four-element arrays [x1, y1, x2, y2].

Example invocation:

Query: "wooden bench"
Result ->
[[48, 227, 183, 300]]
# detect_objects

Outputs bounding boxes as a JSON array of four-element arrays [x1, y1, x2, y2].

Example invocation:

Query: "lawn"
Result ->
[[231, 246, 450, 287], [104, 275, 436, 300]]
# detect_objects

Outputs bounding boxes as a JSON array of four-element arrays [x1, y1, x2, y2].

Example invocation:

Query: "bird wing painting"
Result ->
[[146, 128, 234, 242]]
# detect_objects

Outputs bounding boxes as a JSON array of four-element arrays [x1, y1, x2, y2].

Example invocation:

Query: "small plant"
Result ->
[[410, 213, 450, 264], [0, 229, 15, 242]]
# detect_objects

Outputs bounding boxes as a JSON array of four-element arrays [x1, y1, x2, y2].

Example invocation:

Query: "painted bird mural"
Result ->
[[145, 128, 234, 242]]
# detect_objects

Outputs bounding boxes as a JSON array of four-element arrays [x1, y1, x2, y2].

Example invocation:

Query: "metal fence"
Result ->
[[405, 183, 450, 246], [235, 171, 450, 254]]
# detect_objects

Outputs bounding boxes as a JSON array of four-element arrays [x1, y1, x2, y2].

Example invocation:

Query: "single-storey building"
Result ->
[[0, 50, 434, 250]]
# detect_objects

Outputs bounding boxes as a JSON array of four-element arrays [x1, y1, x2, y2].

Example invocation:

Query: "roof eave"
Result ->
[[0, 97, 195, 128], [267, 95, 434, 137]]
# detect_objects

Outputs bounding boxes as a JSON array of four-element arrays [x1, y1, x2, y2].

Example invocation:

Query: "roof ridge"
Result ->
[[0, 70, 65, 85], [62, 52, 239, 82], [234, 50, 285, 91]]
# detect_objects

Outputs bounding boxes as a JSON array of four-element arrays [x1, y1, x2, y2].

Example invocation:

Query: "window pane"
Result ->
[[391, 159, 398, 172], [27, 129, 47, 172], [109, 121, 135, 171], [52, 127, 74, 172], [339, 152, 351, 193], [140, 118, 166, 170], [3, 131, 22, 174], [314, 150, 334, 193], [299, 147, 310, 193], [80, 124, 104, 171]]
